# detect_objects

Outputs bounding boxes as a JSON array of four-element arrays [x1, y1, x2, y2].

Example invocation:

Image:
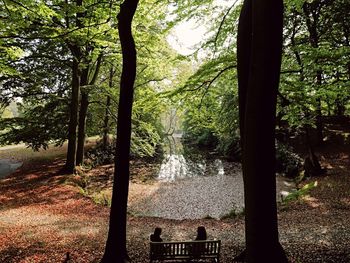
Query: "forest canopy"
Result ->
[[0, 0, 349, 167]]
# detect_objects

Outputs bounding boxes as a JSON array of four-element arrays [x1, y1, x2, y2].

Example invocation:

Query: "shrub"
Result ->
[[220, 207, 245, 220], [85, 141, 115, 167], [281, 181, 318, 205], [276, 143, 302, 178]]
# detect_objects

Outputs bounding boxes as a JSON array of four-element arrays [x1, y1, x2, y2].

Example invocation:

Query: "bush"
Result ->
[[220, 207, 245, 220], [85, 141, 115, 167], [217, 135, 241, 161], [276, 143, 302, 178], [281, 181, 318, 205]]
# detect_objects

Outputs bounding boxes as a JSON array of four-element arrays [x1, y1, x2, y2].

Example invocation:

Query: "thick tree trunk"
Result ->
[[100, 0, 139, 262], [65, 58, 80, 173], [236, 0, 288, 262]]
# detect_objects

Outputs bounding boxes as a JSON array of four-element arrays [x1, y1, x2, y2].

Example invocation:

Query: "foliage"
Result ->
[[166, 1, 241, 158], [1, 0, 349, 166], [275, 143, 303, 178], [85, 141, 115, 167], [173, 0, 350, 168], [0, 0, 110, 150], [91, 190, 112, 207], [220, 207, 245, 220], [131, 87, 166, 157], [279, 0, 350, 133], [281, 181, 318, 205], [0, 0, 178, 159], [0, 98, 69, 149], [180, 54, 238, 153]]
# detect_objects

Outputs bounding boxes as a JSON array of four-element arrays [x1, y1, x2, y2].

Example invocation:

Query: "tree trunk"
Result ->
[[64, 0, 83, 173], [236, 0, 288, 262], [102, 67, 114, 149], [76, 55, 102, 165], [304, 126, 324, 177], [100, 0, 139, 262], [103, 95, 111, 149], [76, 92, 89, 165], [315, 74, 323, 145], [76, 67, 89, 166], [303, 3, 323, 145], [335, 96, 346, 116], [65, 58, 80, 173]]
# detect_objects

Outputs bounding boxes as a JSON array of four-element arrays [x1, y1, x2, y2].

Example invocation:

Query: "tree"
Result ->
[[76, 54, 103, 165], [0, 0, 118, 170], [65, 0, 114, 172], [100, 0, 139, 262], [236, 0, 288, 262]]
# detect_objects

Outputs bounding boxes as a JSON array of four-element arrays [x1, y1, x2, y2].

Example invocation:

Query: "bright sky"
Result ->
[[167, 23, 207, 55], [167, 0, 237, 55]]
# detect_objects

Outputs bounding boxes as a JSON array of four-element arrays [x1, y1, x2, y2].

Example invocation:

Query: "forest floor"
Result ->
[[0, 140, 349, 263]]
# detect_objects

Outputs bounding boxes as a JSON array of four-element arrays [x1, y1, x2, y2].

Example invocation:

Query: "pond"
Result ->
[[128, 135, 295, 220], [0, 159, 23, 179]]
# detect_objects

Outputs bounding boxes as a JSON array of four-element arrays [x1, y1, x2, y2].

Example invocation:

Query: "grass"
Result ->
[[91, 190, 112, 207], [281, 181, 318, 205], [64, 172, 112, 207], [0, 136, 100, 163], [220, 208, 245, 220], [0, 144, 67, 162]]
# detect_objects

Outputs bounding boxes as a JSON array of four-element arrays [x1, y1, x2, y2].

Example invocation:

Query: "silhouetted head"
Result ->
[[150, 227, 163, 242], [196, 226, 207, 240], [154, 227, 162, 237]]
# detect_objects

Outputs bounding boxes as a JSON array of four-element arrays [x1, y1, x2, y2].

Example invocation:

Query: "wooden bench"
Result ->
[[150, 240, 221, 263]]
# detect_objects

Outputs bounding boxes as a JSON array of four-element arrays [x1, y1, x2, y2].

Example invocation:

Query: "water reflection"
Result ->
[[214, 159, 225, 176], [0, 159, 22, 179], [158, 154, 207, 181], [158, 135, 227, 182]]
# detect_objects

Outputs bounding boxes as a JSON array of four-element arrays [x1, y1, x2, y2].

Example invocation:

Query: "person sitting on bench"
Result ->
[[150, 227, 163, 242], [195, 226, 207, 241], [191, 226, 207, 256]]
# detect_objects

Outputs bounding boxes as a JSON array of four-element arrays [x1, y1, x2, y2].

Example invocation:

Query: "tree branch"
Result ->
[[213, 0, 239, 51], [185, 65, 236, 92], [135, 78, 165, 89]]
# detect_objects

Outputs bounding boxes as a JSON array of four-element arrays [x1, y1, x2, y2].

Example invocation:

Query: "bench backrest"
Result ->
[[150, 240, 220, 259]]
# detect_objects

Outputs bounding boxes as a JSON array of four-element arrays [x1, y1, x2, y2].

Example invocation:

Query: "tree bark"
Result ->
[[236, 0, 288, 262], [100, 0, 139, 262]]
